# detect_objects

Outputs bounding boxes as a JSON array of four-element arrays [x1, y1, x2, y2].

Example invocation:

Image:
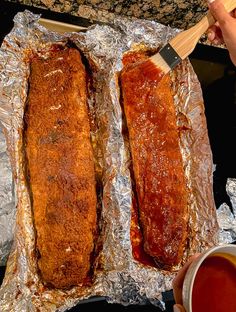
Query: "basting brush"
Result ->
[[148, 0, 236, 75]]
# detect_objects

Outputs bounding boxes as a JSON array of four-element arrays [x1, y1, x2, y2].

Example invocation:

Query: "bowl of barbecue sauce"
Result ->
[[182, 244, 236, 312]]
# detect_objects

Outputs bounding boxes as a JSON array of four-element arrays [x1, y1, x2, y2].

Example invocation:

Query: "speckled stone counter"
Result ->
[[5, 0, 218, 45], [6, 0, 210, 28]]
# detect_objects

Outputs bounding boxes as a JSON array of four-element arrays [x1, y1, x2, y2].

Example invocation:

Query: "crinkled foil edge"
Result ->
[[0, 127, 15, 266], [0, 11, 220, 311]]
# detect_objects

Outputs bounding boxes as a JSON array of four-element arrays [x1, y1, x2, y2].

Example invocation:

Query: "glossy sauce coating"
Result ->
[[121, 52, 188, 267]]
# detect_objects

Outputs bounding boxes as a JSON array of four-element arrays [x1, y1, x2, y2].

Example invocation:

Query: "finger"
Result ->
[[172, 254, 200, 289], [173, 282, 183, 304], [207, 26, 216, 41], [208, 0, 233, 25], [173, 304, 186, 312], [207, 24, 218, 41], [172, 254, 201, 304], [207, 25, 224, 44], [209, 1, 236, 66]]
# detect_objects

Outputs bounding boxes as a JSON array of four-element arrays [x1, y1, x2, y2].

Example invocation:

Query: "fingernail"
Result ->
[[208, 0, 215, 3], [173, 305, 181, 312], [207, 31, 214, 40]]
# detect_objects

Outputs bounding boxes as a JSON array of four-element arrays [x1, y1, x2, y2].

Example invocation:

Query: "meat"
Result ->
[[121, 53, 189, 267], [24, 47, 97, 288]]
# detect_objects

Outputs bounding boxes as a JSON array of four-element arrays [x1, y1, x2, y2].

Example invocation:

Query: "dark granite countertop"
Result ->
[[4, 0, 215, 44], [11, 0, 208, 29]]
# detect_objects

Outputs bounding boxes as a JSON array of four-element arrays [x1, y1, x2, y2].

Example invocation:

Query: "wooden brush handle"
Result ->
[[170, 0, 236, 60]]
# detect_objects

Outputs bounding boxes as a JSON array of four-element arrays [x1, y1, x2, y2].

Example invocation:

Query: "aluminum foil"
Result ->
[[0, 10, 225, 311], [217, 178, 236, 244], [0, 127, 15, 266]]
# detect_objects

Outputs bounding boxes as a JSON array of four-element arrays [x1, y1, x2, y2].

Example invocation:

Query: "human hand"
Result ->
[[207, 0, 236, 66], [172, 254, 200, 312]]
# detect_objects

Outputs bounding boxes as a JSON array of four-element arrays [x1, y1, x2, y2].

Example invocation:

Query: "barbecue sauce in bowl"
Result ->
[[192, 253, 236, 312]]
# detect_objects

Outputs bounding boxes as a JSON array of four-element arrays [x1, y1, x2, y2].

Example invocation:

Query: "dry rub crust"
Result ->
[[121, 55, 189, 267], [24, 47, 97, 288]]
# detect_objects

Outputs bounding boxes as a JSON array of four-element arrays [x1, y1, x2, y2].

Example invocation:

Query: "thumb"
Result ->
[[173, 304, 186, 312], [208, 0, 232, 25]]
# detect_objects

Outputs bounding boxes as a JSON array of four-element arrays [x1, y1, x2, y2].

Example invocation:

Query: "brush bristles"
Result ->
[[150, 54, 171, 74]]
